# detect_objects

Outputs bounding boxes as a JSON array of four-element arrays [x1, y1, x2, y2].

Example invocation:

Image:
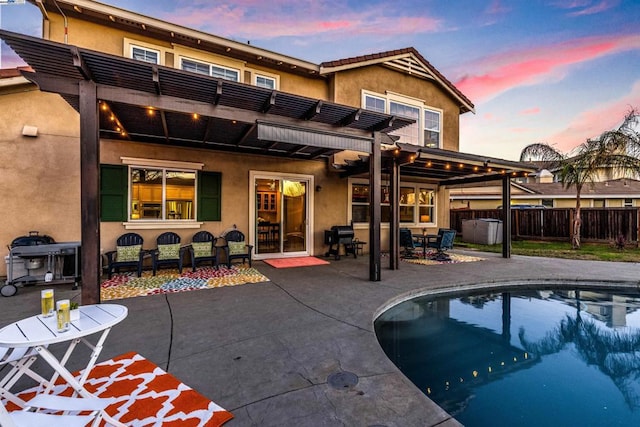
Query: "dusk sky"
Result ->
[[1, 0, 638, 160]]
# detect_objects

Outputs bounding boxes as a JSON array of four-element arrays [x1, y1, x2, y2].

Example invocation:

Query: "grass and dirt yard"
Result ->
[[457, 239, 640, 262]]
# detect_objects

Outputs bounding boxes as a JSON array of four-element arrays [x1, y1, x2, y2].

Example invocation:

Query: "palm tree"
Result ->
[[520, 108, 640, 248]]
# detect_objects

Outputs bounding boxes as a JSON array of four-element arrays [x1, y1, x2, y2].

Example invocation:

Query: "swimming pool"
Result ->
[[374, 286, 640, 426]]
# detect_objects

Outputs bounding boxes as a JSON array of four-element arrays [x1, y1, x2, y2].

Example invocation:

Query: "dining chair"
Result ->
[[104, 232, 145, 278], [399, 228, 418, 259], [189, 231, 219, 271], [151, 232, 187, 275], [426, 228, 457, 261], [0, 393, 123, 427]]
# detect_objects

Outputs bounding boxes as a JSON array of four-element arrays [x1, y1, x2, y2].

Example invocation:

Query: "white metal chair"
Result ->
[[0, 347, 51, 408], [0, 394, 118, 427]]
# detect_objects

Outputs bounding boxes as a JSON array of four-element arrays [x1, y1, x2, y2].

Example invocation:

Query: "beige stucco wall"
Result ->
[[45, 15, 328, 100], [328, 66, 461, 151], [0, 85, 81, 275], [99, 140, 350, 256]]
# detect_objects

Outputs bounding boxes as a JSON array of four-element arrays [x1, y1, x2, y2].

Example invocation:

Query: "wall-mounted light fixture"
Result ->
[[22, 125, 38, 137], [315, 185, 322, 192]]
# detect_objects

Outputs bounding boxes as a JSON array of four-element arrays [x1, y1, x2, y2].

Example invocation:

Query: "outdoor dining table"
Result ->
[[0, 303, 127, 424], [412, 233, 438, 258]]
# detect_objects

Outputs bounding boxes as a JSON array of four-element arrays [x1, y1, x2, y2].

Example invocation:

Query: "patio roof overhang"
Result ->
[[0, 30, 414, 159], [335, 143, 536, 185]]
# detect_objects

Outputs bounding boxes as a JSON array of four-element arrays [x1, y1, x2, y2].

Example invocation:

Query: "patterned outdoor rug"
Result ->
[[402, 252, 485, 265], [7, 351, 233, 426], [101, 266, 269, 301]]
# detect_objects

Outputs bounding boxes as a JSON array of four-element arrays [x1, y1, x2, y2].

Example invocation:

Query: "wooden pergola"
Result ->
[[0, 30, 535, 303]]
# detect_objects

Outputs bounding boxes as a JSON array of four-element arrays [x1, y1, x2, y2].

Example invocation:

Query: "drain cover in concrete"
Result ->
[[327, 371, 359, 389]]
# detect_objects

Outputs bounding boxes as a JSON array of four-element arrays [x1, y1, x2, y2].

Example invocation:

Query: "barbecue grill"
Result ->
[[3, 231, 80, 297], [324, 225, 356, 260]]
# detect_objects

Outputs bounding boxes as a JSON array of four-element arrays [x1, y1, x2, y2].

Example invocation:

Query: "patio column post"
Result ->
[[389, 155, 400, 270], [502, 175, 511, 258], [79, 80, 101, 304], [369, 133, 382, 281]]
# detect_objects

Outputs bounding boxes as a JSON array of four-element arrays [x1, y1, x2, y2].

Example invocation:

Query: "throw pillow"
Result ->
[[191, 241, 212, 258], [158, 243, 181, 260], [116, 244, 141, 262], [227, 241, 246, 255]]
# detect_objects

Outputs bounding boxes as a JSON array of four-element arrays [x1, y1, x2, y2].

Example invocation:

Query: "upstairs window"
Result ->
[[131, 46, 160, 64], [424, 108, 441, 148], [363, 91, 442, 147], [181, 58, 239, 81], [255, 75, 276, 89], [390, 102, 420, 145], [364, 95, 386, 113]]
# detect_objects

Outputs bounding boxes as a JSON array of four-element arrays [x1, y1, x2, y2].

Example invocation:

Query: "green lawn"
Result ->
[[456, 239, 640, 262]]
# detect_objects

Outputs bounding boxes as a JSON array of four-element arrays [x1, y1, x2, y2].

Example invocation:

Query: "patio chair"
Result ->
[[151, 232, 187, 275], [0, 393, 123, 427], [104, 233, 145, 278], [222, 229, 253, 267], [399, 228, 419, 259], [426, 228, 456, 261], [189, 231, 220, 271]]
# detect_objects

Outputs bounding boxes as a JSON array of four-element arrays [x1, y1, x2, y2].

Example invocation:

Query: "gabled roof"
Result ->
[[320, 47, 475, 114]]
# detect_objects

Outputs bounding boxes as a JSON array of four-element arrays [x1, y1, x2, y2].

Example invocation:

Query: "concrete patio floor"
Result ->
[[1, 251, 639, 426]]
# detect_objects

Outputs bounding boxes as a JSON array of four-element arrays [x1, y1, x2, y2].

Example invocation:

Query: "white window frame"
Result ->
[[424, 107, 442, 148], [180, 57, 240, 82], [348, 178, 436, 226], [362, 90, 443, 147], [130, 45, 160, 64], [121, 157, 203, 230], [124, 38, 166, 66], [254, 74, 277, 89]]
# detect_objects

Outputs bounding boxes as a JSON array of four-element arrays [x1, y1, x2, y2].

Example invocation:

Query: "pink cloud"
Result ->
[[159, 4, 441, 40], [521, 107, 541, 115], [558, 0, 621, 16], [454, 33, 640, 104], [548, 80, 640, 152]]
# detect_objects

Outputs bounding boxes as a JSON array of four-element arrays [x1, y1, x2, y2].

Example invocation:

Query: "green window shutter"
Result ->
[[198, 171, 222, 221], [100, 164, 128, 222]]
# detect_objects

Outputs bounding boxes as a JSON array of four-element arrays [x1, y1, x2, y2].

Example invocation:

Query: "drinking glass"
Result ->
[[56, 299, 70, 332], [41, 289, 54, 317]]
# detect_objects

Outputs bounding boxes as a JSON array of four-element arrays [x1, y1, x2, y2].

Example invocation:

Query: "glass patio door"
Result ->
[[251, 173, 312, 258]]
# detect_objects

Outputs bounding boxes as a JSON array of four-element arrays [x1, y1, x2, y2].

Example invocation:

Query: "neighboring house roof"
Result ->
[[517, 179, 640, 198], [451, 179, 640, 200], [320, 48, 475, 114], [0, 66, 32, 78]]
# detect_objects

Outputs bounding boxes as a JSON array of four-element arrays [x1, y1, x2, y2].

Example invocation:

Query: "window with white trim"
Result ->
[[130, 168, 197, 221], [181, 58, 240, 82], [131, 46, 160, 64], [350, 181, 435, 225], [363, 92, 442, 147], [364, 95, 385, 113], [424, 108, 441, 148], [390, 101, 420, 145], [255, 74, 276, 89]]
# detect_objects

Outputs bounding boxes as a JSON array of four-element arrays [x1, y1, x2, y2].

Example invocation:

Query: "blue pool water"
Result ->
[[374, 287, 640, 427]]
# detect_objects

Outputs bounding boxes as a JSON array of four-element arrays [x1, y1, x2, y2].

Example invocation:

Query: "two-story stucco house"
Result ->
[[0, 0, 532, 302]]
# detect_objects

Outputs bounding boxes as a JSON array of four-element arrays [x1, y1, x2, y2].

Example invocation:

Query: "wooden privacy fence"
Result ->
[[450, 208, 640, 243]]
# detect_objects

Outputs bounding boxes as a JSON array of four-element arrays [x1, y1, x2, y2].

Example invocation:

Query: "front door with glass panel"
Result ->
[[252, 174, 311, 257]]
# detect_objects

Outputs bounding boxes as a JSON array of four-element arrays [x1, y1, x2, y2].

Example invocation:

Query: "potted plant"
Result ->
[[70, 301, 80, 321]]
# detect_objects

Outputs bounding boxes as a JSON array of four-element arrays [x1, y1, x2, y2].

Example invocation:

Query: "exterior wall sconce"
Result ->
[[315, 185, 322, 192], [22, 125, 38, 137]]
